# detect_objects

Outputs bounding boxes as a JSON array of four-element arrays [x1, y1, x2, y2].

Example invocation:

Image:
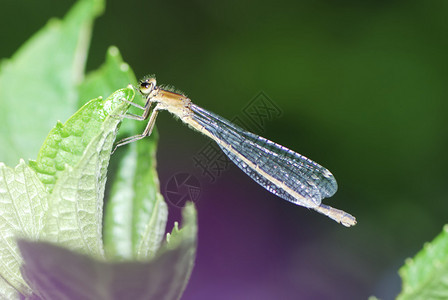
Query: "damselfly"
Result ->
[[115, 77, 356, 227]]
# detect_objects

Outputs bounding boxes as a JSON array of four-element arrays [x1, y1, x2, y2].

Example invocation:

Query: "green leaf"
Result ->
[[129, 132, 168, 260], [77, 46, 140, 108], [91, 46, 169, 261], [38, 87, 134, 258], [0, 160, 48, 297], [0, 276, 19, 300], [104, 130, 168, 260], [17, 203, 197, 300], [398, 225, 448, 300], [135, 192, 168, 260], [0, 0, 104, 166], [77, 45, 145, 147], [162, 202, 197, 297], [0, 0, 197, 298], [29, 87, 133, 192], [165, 203, 197, 250], [0, 87, 133, 297]]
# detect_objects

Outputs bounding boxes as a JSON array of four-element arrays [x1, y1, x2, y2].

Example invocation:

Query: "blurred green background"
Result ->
[[1, 0, 448, 299]]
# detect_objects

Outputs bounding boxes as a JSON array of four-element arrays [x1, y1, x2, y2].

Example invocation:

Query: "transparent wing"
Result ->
[[190, 104, 337, 208]]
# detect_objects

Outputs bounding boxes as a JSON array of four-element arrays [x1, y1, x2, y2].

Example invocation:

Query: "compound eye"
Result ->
[[139, 81, 152, 95], [139, 78, 156, 95]]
